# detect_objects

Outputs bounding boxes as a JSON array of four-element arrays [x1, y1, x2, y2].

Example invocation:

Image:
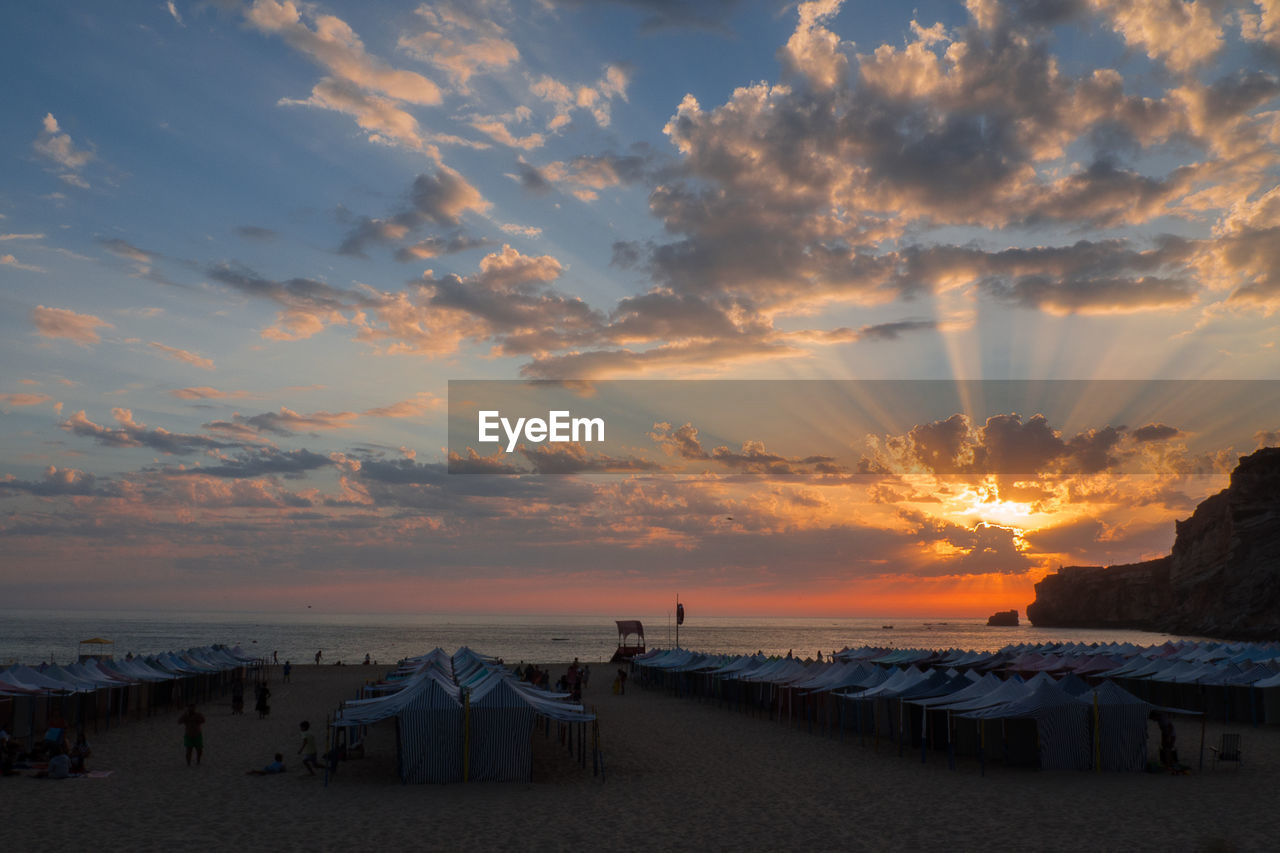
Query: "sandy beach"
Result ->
[[3, 662, 1278, 852]]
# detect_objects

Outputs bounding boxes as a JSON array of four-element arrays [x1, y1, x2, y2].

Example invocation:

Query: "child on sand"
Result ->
[[247, 753, 287, 775], [298, 721, 320, 775]]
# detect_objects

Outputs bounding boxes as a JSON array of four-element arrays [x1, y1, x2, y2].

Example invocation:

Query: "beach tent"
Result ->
[[466, 675, 538, 782], [335, 669, 464, 783], [960, 679, 1092, 771], [1086, 681, 1151, 771]]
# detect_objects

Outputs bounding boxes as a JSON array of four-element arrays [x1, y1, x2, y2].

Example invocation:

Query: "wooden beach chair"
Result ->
[[1209, 733, 1242, 769]]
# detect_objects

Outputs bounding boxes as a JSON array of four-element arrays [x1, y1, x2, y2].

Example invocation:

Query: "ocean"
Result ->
[[0, 609, 1211, 668]]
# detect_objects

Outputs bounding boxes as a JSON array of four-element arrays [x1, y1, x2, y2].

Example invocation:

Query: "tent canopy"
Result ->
[[616, 620, 644, 640]]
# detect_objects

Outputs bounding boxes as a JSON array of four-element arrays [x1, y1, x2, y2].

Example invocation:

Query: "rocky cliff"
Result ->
[[1027, 446, 1280, 640]]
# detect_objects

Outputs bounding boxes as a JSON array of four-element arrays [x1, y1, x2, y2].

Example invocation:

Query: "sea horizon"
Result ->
[[0, 608, 1218, 670]]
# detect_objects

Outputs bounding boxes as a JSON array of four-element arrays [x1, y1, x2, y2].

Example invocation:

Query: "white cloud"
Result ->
[[33, 113, 94, 183]]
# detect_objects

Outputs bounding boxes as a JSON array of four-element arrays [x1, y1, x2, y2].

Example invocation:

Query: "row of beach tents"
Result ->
[[0, 645, 260, 742], [328, 647, 596, 784], [632, 639, 1280, 772]]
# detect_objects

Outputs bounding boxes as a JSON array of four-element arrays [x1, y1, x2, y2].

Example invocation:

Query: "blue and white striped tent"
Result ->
[[331, 647, 596, 784]]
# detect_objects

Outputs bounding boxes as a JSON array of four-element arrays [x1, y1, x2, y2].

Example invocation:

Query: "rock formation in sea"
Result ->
[[1026, 446, 1280, 640], [986, 609, 1019, 626]]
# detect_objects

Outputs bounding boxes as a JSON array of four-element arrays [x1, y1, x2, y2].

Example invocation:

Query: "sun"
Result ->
[[946, 481, 1037, 527]]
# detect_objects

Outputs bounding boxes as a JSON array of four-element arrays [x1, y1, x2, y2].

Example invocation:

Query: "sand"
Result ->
[[3, 662, 1278, 852]]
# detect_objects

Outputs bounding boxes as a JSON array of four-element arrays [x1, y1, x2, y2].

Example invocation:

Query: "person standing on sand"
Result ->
[[178, 703, 206, 766], [255, 682, 272, 719], [315, 649, 322, 665], [298, 721, 320, 776], [283, 661, 292, 683]]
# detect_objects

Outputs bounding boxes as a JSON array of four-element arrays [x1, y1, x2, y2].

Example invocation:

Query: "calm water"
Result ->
[[0, 609, 1208, 668]]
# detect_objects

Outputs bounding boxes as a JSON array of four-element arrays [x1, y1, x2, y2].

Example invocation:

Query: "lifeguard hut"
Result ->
[[77, 637, 114, 663], [610, 620, 645, 662]]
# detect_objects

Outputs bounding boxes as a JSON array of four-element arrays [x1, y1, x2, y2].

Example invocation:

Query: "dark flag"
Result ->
[[676, 603, 685, 625]]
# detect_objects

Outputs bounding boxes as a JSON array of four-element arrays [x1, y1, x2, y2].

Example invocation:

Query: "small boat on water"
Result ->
[[551, 637, 570, 642], [881, 625, 894, 629]]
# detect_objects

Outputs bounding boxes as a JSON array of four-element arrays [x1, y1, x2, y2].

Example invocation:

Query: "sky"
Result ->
[[1, 0, 1279, 618]]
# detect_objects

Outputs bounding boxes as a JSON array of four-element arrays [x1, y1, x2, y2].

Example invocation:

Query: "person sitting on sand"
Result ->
[[68, 733, 91, 774], [298, 721, 320, 776], [40, 752, 72, 779], [247, 753, 287, 775]]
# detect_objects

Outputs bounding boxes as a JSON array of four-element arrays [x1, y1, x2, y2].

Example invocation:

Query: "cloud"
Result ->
[[169, 386, 252, 400], [167, 1, 183, 26], [779, 0, 848, 92], [560, 0, 1277, 378], [279, 78, 434, 152], [398, 5, 519, 91], [648, 421, 710, 459], [32, 113, 94, 179], [30, 305, 111, 345], [206, 407, 358, 436], [1, 254, 45, 273], [1090, 0, 1223, 73], [338, 167, 490, 257], [99, 237, 155, 265], [0, 393, 53, 407], [359, 244, 604, 356], [0, 465, 117, 498], [394, 234, 490, 262], [0, 233, 45, 241], [520, 442, 666, 474], [362, 393, 443, 418], [531, 64, 630, 129], [161, 447, 334, 478], [859, 412, 1178, 477], [140, 1, 1277, 381], [549, 0, 749, 33], [246, 0, 441, 104], [62, 408, 232, 454], [446, 448, 526, 474], [235, 225, 278, 241], [538, 147, 657, 200], [245, 0, 445, 152], [469, 119, 544, 150], [149, 342, 215, 370], [1132, 423, 1181, 442]]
